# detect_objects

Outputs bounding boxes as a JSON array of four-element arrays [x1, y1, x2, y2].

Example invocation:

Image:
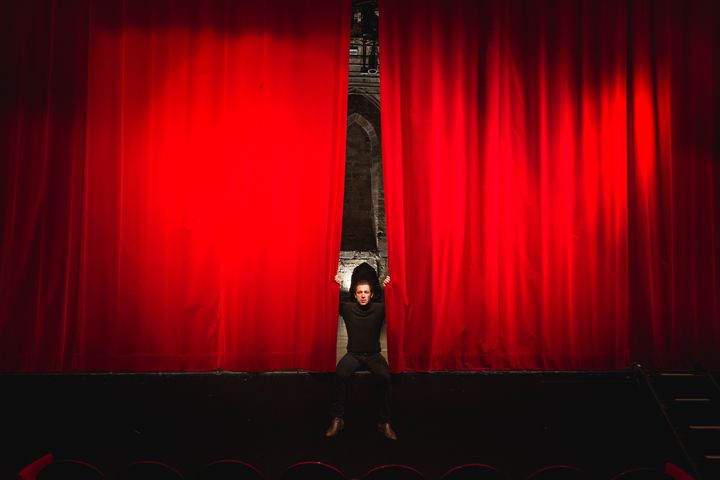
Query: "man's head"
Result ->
[[354, 281, 373, 306]]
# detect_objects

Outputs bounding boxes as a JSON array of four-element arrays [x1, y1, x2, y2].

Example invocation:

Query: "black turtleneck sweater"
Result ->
[[339, 300, 385, 354]]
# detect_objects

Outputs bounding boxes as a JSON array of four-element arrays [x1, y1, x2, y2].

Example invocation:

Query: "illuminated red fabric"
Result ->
[[380, 0, 720, 370], [0, 0, 349, 371], [2, 0, 718, 373]]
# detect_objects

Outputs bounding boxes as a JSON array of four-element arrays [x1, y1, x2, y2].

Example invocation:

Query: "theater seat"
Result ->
[[37, 460, 105, 480], [280, 461, 345, 480], [17, 453, 53, 480], [197, 459, 264, 480], [611, 468, 673, 480], [118, 461, 184, 480], [526, 465, 591, 480], [441, 464, 506, 480], [362, 464, 425, 480]]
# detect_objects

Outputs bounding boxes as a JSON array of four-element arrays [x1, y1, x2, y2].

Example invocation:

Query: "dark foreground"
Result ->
[[0, 370, 704, 479]]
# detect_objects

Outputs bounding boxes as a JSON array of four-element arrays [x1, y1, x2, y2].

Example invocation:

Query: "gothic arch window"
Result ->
[[341, 112, 383, 252]]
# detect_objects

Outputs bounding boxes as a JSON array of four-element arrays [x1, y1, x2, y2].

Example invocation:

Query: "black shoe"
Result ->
[[377, 422, 397, 440], [325, 417, 344, 437]]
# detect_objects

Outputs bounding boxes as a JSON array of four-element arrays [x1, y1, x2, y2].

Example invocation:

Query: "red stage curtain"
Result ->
[[381, 0, 720, 370], [0, 0, 349, 372]]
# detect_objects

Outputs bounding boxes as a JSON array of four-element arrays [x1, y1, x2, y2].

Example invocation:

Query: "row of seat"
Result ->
[[19, 456, 681, 480]]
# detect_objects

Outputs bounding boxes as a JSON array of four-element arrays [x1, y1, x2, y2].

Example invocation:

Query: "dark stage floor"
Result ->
[[1, 371, 693, 479]]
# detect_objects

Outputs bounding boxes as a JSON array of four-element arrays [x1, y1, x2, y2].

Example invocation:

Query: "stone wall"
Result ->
[[341, 122, 375, 251], [336, 0, 387, 362]]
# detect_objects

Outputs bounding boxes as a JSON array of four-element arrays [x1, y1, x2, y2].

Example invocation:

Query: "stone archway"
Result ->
[[337, 108, 388, 362], [343, 112, 384, 254]]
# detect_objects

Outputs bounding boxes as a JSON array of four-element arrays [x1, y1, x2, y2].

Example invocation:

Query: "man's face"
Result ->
[[354, 283, 373, 305]]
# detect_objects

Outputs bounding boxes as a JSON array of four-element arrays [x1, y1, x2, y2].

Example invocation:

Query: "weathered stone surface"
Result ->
[[335, 1, 386, 362]]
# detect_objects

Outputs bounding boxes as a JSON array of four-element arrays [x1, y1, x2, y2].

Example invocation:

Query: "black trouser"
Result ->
[[330, 352, 391, 422]]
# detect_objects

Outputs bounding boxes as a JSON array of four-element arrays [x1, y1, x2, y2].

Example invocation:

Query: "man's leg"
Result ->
[[327, 353, 361, 437], [364, 353, 396, 440]]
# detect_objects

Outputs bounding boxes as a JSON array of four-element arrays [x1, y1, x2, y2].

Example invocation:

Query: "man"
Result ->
[[326, 264, 397, 440]]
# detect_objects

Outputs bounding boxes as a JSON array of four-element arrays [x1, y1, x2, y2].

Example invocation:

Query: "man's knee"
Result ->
[[335, 368, 353, 381]]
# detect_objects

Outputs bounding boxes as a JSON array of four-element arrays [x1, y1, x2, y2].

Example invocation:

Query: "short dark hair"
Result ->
[[354, 280, 374, 294]]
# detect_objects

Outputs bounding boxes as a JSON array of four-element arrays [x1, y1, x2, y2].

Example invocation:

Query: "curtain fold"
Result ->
[[2, 0, 718, 373], [380, 0, 720, 371], [1, 0, 350, 372], [1, 0, 89, 371]]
